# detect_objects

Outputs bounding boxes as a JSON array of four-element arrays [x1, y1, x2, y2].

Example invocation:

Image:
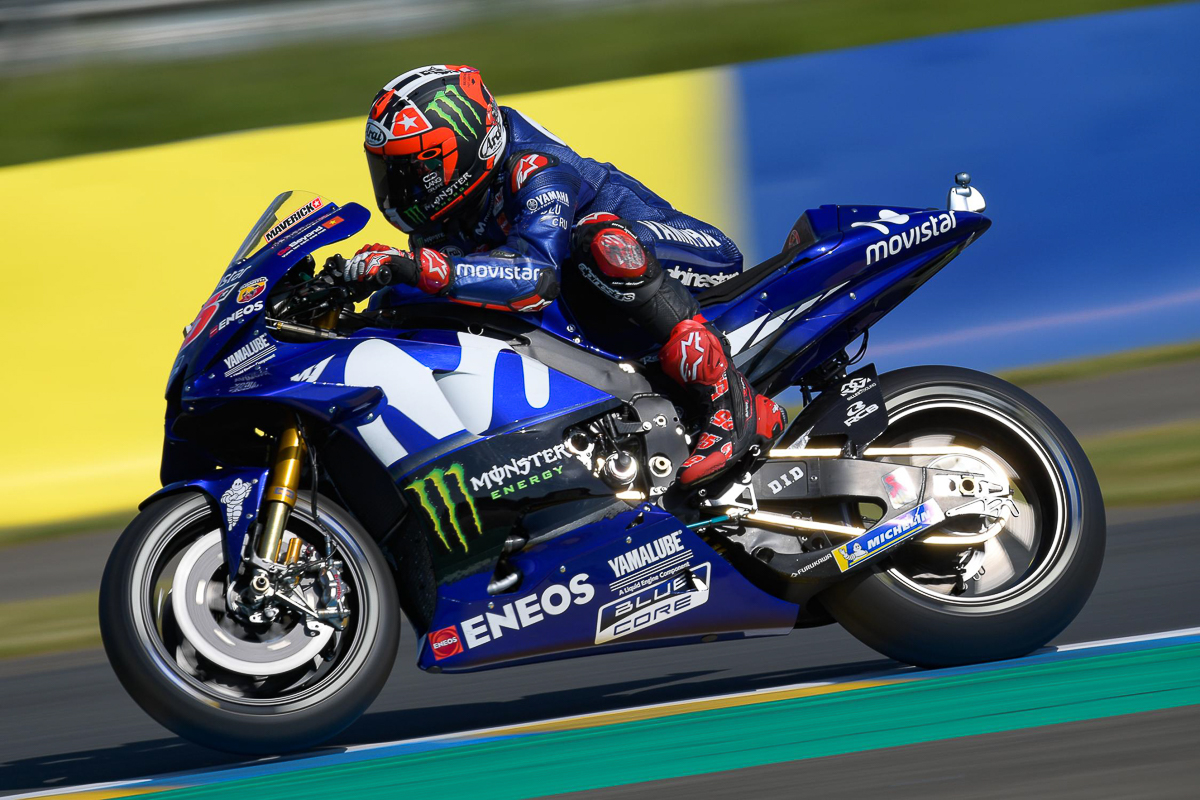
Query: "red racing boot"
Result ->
[[659, 317, 787, 486]]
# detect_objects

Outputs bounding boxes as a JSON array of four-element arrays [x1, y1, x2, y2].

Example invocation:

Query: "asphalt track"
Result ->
[[1, 503, 1197, 797], [0, 366, 1197, 796]]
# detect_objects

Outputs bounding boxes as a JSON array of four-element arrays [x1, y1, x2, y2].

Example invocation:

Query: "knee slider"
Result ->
[[571, 217, 661, 285]]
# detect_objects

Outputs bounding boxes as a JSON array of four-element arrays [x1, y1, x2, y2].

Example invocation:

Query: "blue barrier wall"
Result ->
[[734, 2, 1200, 372]]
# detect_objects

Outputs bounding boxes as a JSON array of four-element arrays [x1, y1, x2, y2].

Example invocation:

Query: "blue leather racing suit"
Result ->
[[381, 108, 743, 318]]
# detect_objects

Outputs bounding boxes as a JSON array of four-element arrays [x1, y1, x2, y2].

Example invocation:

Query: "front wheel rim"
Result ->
[[127, 497, 376, 711]]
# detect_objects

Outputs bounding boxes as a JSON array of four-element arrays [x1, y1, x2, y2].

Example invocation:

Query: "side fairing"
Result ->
[[712, 206, 990, 393], [417, 506, 800, 671], [168, 199, 371, 393], [182, 327, 616, 580]]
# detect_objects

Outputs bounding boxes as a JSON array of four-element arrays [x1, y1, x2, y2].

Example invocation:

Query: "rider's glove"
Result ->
[[347, 244, 454, 296], [346, 243, 417, 286]]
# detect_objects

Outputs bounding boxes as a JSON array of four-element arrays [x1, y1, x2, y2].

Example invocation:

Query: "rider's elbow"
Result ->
[[508, 268, 560, 313]]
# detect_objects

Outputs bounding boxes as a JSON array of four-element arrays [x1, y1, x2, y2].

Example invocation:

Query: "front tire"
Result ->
[[821, 366, 1105, 667], [99, 491, 399, 753]]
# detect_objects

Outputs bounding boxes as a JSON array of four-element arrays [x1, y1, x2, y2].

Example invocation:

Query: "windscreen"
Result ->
[[228, 190, 334, 267]]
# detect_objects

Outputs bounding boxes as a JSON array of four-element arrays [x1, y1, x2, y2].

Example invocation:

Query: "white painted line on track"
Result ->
[[7, 625, 1200, 800], [1051, 626, 1200, 652]]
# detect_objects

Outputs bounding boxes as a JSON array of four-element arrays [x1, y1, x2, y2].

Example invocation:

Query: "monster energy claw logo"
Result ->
[[406, 464, 483, 553], [402, 204, 426, 225], [426, 86, 481, 138]]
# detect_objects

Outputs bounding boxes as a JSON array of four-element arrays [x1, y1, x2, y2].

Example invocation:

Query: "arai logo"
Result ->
[[478, 120, 506, 159], [365, 120, 387, 147]]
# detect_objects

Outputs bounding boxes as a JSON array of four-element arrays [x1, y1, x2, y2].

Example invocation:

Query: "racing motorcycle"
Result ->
[[99, 175, 1105, 753]]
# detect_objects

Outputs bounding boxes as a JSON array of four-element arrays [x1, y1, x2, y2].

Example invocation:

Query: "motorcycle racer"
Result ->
[[345, 64, 785, 486]]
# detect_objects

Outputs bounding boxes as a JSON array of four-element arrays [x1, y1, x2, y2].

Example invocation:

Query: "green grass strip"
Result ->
[[147, 643, 1200, 800], [0, 0, 1177, 167], [1084, 419, 1200, 507], [0, 509, 132, 550], [1001, 340, 1200, 386], [0, 591, 99, 660]]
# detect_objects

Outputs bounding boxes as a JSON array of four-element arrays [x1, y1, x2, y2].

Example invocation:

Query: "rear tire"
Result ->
[[100, 491, 399, 753], [821, 366, 1105, 667]]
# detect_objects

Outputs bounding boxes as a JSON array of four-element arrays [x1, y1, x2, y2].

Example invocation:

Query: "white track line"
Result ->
[[8, 625, 1200, 800]]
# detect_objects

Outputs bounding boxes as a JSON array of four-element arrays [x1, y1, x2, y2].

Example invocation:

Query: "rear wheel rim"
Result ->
[[877, 397, 1070, 607]]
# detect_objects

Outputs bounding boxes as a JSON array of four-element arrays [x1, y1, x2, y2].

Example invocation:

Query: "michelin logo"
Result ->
[[833, 499, 945, 571]]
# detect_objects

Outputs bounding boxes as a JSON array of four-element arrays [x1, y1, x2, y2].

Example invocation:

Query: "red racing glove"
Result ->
[[346, 244, 453, 296]]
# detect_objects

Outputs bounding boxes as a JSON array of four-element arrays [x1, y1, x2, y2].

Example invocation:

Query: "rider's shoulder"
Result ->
[[503, 149, 576, 195]]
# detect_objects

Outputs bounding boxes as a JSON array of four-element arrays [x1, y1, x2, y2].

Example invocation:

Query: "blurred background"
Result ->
[[0, 0, 1197, 796]]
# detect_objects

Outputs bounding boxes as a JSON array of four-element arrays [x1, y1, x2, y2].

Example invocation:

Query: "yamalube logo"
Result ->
[[851, 209, 958, 266], [595, 563, 711, 644], [608, 532, 686, 578], [222, 333, 275, 376]]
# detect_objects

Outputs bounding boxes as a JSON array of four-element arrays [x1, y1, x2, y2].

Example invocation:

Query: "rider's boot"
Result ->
[[659, 317, 787, 486]]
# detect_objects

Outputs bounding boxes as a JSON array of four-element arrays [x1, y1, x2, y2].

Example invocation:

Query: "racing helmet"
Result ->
[[364, 65, 507, 234]]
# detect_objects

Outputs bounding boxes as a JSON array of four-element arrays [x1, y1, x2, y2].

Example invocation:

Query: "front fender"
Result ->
[[141, 468, 270, 574]]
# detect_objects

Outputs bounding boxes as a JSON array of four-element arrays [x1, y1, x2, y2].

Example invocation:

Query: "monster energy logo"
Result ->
[[402, 204, 426, 226], [405, 464, 483, 553], [425, 86, 481, 138]]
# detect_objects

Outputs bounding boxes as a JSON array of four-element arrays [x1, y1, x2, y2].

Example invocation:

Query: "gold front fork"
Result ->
[[256, 425, 306, 562]]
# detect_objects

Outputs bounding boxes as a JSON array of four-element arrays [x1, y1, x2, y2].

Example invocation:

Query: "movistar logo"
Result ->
[[405, 464, 483, 553], [425, 86, 481, 138]]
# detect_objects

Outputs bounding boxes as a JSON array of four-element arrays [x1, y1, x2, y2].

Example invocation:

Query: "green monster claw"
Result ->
[[425, 86, 481, 138], [405, 463, 483, 553], [445, 464, 484, 541]]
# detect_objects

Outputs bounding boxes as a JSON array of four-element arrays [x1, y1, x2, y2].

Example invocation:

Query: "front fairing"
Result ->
[[167, 192, 371, 393]]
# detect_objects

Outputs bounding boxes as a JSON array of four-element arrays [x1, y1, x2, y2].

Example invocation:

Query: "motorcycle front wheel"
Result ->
[[99, 490, 399, 753], [820, 366, 1106, 667]]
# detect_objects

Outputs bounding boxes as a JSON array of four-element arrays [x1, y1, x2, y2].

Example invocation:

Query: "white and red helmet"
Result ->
[[364, 65, 507, 234]]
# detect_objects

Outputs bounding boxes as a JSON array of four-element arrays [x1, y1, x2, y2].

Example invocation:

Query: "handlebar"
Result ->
[[273, 255, 392, 324]]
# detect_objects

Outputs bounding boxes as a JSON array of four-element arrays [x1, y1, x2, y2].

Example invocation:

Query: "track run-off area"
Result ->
[[8, 627, 1199, 800]]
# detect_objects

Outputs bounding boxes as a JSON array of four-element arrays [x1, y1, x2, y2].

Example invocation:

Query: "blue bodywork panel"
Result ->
[[153, 191, 990, 672]]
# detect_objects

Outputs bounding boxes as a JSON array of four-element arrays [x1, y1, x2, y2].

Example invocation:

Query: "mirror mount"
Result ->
[[948, 172, 986, 213]]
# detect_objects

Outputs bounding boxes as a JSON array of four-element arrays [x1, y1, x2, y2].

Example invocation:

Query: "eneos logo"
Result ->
[[429, 625, 463, 660]]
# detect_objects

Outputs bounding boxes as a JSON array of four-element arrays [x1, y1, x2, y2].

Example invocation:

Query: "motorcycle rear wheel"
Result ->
[[99, 490, 399, 753], [820, 366, 1105, 667]]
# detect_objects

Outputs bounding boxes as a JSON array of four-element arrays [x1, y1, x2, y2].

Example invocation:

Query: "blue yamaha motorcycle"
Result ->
[[99, 176, 1105, 753]]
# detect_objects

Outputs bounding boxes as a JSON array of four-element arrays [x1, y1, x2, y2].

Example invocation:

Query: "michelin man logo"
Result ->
[[221, 479, 253, 528], [844, 542, 867, 565]]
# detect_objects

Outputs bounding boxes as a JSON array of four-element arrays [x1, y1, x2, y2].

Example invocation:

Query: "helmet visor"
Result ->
[[366, 150, 426, 233]]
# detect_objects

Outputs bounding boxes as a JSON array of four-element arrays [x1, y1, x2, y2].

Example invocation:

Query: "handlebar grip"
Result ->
[[373, 264, 392, 287]]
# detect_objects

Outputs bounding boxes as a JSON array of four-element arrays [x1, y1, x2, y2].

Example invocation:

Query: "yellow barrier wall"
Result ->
[[0, 68, 738, 527]]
